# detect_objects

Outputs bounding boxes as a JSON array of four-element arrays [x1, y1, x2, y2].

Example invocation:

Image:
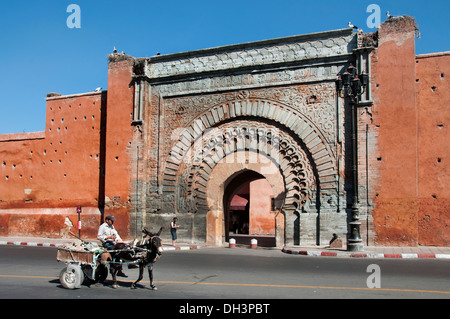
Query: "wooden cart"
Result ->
[[56, 242, 108, 289]]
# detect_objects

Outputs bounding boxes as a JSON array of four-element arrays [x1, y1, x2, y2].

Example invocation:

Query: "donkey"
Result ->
[[107, 227, 163, 290]]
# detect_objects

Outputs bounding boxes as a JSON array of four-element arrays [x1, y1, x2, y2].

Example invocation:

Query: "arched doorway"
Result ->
[[161, 99, 340, 246], [224, 170, 276, 247], [205, 152, 285, 247]]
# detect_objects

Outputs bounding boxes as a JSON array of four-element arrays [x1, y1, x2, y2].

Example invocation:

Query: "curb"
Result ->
[[0, 241, 62, 247], [2, 240, 449, 259], [282, 248, 450, 259], [0, 240, 199, 251], [161, 245, 199, 251]]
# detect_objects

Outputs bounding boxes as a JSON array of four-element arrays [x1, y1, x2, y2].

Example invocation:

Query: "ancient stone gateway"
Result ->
[[2, 17, 448, 247], [129, 28, 365, 247]]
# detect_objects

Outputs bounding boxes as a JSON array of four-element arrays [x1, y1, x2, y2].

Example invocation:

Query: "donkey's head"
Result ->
[[142, 227, 164, 256]]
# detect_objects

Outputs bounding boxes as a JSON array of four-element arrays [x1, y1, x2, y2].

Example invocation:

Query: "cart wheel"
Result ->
[[82, 265, 94, 282], [59, 264, 84, 289], [94, 264, 108, 283]]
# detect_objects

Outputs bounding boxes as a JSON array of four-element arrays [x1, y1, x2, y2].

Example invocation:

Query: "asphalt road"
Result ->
[[0, 245, 449, 302]]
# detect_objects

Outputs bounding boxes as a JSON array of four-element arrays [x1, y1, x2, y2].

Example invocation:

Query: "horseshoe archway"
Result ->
[[161, 98, 338, 246]]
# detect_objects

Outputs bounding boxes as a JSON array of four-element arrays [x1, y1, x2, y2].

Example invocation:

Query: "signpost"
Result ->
[[76, 206, 82, 238]]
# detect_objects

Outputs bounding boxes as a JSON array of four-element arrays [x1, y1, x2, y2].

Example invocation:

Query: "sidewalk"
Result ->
[[1, 236, 450, 259], [0, 236, 200, 252], [282, 245, 450, 259]]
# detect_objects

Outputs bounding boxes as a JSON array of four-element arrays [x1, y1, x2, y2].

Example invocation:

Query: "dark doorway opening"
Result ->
[[229, 183, 250, 235], [224, 170, 276, 247]]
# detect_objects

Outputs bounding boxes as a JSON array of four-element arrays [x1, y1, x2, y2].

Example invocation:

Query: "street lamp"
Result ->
[[336, 64, 368, 252]]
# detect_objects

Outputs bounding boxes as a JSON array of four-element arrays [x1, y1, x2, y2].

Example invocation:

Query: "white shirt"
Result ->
[[97, 222, 122, 244]]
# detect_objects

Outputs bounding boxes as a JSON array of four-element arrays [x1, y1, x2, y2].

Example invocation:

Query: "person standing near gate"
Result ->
[[170, 217, 180, 246]]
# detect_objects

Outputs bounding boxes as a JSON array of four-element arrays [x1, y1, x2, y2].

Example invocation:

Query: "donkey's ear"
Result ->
[[142, 227, 152, 236], [143, 227, 163, 237]]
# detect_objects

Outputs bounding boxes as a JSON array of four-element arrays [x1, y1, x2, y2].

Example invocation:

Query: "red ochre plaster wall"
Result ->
[[102, 56, 136, 240], [416, 52, 450, 246], [370, 17, 450, 246], [0, 55, 136, 241], [370, 17, 420, 246], [249, 179, 275, 236], [0, 92, 106, 239]]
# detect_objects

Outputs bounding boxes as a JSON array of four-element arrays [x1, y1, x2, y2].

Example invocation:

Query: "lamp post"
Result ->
[[336, 64, 368, 252]]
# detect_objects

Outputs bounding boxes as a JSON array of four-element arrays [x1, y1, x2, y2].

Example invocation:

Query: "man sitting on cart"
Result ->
[[97, 215, 128, 277]]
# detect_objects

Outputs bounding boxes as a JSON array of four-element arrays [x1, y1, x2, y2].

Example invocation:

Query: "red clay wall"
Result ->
[[0, 55, 137, 241], [416, 53, 450, 245], [370, 17, 420, 246], [371, 17, 450, 246], [0, 92, 106, 239], [102, 55, 136, 240]]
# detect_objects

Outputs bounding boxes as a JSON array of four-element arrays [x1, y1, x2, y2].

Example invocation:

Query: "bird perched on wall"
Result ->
[[95, 87, 102, 92], [386, 11, 393, 19], [348, 22, 358, 29], [113, 46, 117, 53]]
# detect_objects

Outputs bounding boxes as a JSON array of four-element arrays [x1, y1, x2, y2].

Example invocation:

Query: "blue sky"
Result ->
[[0, 0, 448, 134]]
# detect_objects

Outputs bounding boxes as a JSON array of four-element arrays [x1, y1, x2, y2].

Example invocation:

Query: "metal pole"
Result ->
[[347, 96, 363, 251], [336, 61, 368, 252], [366, 123, 370, 246], [136, 145, 139, 238]]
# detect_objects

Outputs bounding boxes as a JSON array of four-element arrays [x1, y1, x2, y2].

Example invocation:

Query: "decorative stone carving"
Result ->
[[172, 120, 317, 216], [146, 30, 356, 79], [140, 28, 356, 245], [158, 97, 338, 228]]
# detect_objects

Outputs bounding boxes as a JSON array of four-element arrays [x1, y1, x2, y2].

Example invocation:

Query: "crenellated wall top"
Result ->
[[144, 28, 356, 81]]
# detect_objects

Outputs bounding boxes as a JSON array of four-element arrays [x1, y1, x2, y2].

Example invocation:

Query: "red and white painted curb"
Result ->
[[161, 245, 199, 251], [0, 241, 62, 247], [282, 248, 450, 259]]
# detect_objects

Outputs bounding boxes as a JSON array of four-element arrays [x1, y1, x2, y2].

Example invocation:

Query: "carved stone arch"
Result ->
[[162, 98, 337, 215], [159, 98, 341, 246], [201, 121, 315, 208], [168, 118, 324, 246]]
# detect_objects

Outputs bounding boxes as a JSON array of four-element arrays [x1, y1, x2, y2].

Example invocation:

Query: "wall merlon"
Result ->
[[144, 29, 356, 86], [0, 131, 46, 142], [45, 91, 104, 101]]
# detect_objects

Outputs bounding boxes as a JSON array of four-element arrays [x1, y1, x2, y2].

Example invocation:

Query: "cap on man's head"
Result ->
[[105, 215, 116, 221]]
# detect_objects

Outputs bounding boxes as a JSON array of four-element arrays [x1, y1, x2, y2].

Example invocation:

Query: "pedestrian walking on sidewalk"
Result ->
[[170, 217, 180, 246]]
